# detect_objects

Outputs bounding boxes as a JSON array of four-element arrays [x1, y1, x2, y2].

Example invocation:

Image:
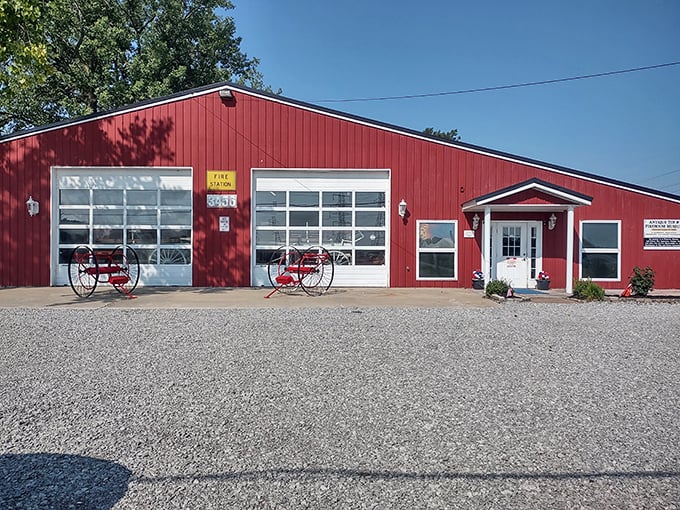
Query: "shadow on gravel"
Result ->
[[0, 453, 131, 509], [135, 466, 680, 484]]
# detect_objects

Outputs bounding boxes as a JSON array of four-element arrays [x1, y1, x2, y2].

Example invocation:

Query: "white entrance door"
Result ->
[[492, 222, 542, 288]]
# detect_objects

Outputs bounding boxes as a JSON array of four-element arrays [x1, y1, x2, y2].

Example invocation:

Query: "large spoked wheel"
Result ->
[[268, 246, 302, 294], [148, 248, 187, 264], [110, 245, 140, 295], [299, 246, 334, 296], [329, 250, 351, 265], [68, 245, 99, 298]]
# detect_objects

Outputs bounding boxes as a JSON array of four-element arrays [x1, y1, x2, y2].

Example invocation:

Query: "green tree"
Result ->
[[0, 0, 268, 134], [423, 127, 461, 141], [0, 0, 47, 77], [0, 0, 50, 113]]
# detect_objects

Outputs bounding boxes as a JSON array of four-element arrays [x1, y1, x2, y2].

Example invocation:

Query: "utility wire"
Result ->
[[640, 168, 680, 183], [314, 61, 680, 103]]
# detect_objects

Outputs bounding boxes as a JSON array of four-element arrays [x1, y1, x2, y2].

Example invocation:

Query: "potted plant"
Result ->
[[536, 271, 551, 290], [472, 270, 485, 290]]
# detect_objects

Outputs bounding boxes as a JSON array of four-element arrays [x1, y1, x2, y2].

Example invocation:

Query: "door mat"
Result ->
[[512, 288, 548, 295]]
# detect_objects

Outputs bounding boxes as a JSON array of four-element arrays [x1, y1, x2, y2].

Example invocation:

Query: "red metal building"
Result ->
[[1, 82, 679, 291]]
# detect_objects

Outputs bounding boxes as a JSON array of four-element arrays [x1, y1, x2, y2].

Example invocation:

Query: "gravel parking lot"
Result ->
[[1, 302, 679, 509]]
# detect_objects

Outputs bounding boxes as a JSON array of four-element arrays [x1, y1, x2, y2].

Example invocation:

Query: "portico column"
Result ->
[[566, 206, 575, 294], [483, 207, 491, 280]]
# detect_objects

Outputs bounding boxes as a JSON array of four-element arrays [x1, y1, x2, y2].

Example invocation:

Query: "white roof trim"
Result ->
[[0, 85, 228, 143], [474, 182, 592, 206]]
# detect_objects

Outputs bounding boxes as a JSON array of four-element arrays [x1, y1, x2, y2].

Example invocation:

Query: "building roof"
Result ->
[[462, 178, 594, 212], [2, 81, 679, 204]]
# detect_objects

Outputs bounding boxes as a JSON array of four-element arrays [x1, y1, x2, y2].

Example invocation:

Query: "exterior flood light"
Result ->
[[398, 199, 407, 218], [26, 196, 39, 216], [548, 213, 557, 230]]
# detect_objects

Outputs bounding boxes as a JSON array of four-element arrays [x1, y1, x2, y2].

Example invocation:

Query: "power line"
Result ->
[[640, 168, 680, 183], [314, 61, 680, 103]]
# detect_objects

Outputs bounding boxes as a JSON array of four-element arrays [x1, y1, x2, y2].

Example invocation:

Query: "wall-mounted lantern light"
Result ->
[[472, 213, 480, 230], [548, 213, 557, 230], [398, 199, 407, 218], [26, 196, 39, 216]]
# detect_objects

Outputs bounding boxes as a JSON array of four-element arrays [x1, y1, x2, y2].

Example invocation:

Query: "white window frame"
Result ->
[[579, 220, 621, 281], [416, 220, 458, 281]]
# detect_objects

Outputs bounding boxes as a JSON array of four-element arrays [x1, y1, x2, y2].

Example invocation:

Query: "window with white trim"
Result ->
[[580, 221, 620, 280], [58, 188, 192, 266], [416, 220, 457, 280], [254, 190, 386, 266]]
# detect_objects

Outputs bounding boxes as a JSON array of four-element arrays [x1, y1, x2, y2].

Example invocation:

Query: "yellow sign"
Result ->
[[207, 171, 236, 191]]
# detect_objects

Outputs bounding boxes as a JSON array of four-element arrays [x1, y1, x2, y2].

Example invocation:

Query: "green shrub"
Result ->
[[485, 279, 510, 297], [629, 265, 655, 296], [572, 279, 605, 301]]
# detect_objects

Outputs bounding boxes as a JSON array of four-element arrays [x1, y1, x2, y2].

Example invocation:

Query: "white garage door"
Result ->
[[52, 167, 193, 287], [252, 169, 390, 287]]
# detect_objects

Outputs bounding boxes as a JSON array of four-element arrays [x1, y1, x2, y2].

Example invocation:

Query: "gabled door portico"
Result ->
[[463, 179, 592, 293]]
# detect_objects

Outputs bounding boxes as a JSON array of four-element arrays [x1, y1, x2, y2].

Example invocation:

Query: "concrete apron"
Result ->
[[0, 286, 510, 309]]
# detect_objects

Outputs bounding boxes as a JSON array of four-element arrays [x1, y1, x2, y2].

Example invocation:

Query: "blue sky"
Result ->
[[229, 1, 680, 193]]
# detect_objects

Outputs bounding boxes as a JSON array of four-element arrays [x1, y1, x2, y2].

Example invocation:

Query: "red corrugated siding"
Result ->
[[2, 89, 680, 289]]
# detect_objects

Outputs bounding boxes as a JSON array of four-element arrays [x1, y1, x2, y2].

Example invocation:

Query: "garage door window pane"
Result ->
[[127, 229, 157, 244], [323, 230, 352, 246], [60, 209, 89, 225], [355, 250, 385, 265], [256, 249, 278, 265], [150, 248, 190, 264], [323, 192, 352, 207], [161, 190, 191, 206], [93, 210, 124, 225], [256, 230, 286, 245], [290, 230, 319, 246], [128, 210, 157, 225], [93, 228, 123, 244], [59, 229, 89, 244], [161, 211, 191, 225], [93, 190, 123, 205], [161, 229, 191, 244], [60, 189, 89, 205], [256, 191, 286, 207], [256, 211, 285, 226], [322, 211, 352, 227], [290, 211, 319, 227], [356, 192, 385, 208], [290, 191, 318, 207], [356, 230, 385, 246], [356, 211, 385, 227], [128, 190, 157, 205]]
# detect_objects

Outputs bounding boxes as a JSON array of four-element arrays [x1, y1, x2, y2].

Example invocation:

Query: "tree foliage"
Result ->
[[423, 127, 461, 141], [0, 0, 49, 90], [0, 0, 268, 134]]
